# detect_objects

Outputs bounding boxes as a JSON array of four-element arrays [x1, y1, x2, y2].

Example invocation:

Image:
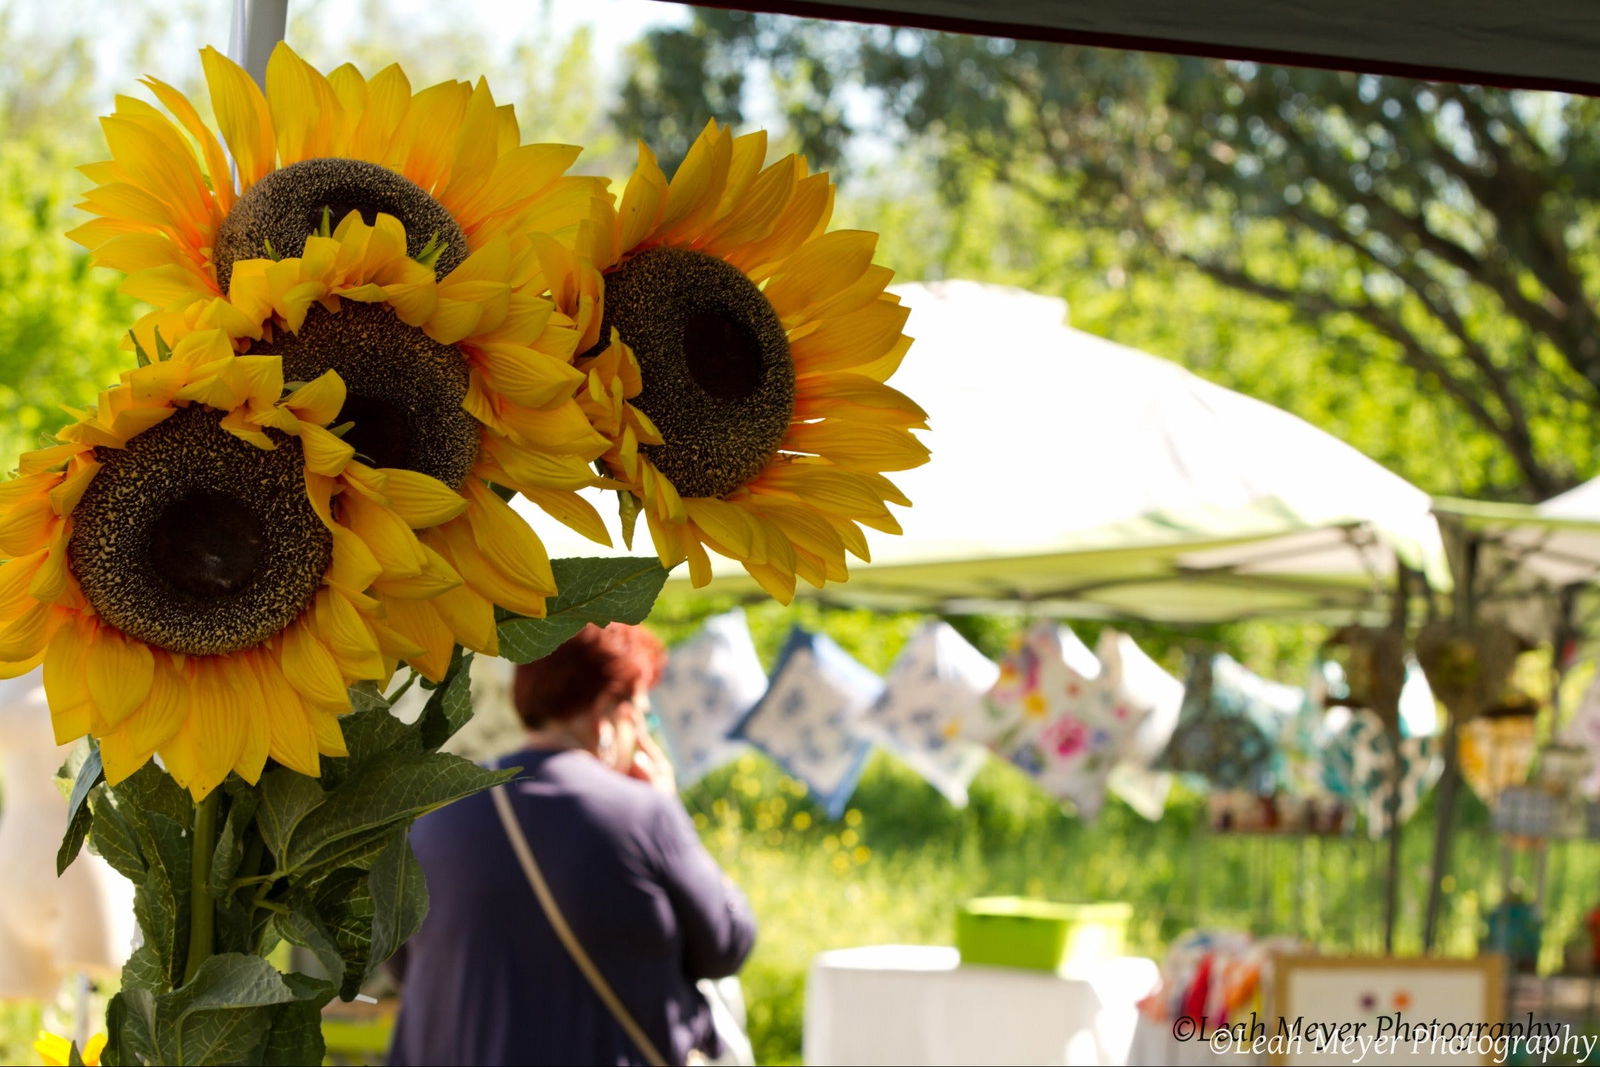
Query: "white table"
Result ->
[[804, 945, 1159, 1066]]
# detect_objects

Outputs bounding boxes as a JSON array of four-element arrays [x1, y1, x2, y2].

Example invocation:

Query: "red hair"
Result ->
[[512, 623, 666, 728]]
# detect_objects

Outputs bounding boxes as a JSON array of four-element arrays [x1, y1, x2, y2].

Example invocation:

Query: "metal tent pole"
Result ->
[[229, 0, 288, 86], [1380, 566, 1412, 954], [1422, 526, 1478, 952]]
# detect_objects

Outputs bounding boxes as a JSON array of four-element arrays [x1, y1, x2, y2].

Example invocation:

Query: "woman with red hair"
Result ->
[[389, 624, 756, 1066]]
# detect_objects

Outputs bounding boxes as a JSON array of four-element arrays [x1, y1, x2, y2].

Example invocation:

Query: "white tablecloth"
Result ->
[[1127, 1017, 1256, 1066], [804, 945, 1160, 1066]]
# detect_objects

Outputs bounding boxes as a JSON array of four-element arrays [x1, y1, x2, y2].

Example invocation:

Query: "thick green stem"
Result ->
[[183, 790, 221, 985]]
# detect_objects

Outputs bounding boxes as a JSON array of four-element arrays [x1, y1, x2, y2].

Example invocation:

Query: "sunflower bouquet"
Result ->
[[7, 43, 926, 1065]]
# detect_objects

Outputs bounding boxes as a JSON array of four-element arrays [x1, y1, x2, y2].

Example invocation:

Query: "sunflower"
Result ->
[[572, 122, 929, 602], [0, 331, 460, 798], [68, 41, 603, 318], [143, 210, 613, 679], [34, 1032, 105, 1067]]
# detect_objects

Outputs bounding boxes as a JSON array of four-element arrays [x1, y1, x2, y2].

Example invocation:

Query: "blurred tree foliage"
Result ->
[[618, 12, 1600, 501], [0, 0, 626, 475], [0, 143, 138, 472]]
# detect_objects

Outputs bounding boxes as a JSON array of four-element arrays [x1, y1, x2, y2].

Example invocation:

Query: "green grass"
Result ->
[[684, 751, 1600, 1066], [1, 750, 1590, 1066]]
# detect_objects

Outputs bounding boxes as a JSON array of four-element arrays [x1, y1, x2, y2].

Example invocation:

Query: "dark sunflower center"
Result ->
[[67, 405, 332, 657], [596, 246, 794, 499], [213, 158, 468, 292], [682, 310, 765, 400], [253, 302, 479, 489], [148, 489, 264, 598], [335, 396, 413, 474]]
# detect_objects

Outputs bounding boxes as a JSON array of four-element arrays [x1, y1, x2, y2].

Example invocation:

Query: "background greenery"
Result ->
[[4, 1, 1600, 1064]]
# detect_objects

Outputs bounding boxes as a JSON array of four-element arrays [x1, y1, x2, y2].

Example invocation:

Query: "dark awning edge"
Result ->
[[674, 0, 1600, 97]]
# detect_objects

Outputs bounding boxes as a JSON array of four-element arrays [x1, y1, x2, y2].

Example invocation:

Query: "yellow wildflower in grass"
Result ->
[[69, 43, 602, 317], [145, 210, 613, 678], [0, 331, 457, 798], [571, 120, 929, 602], [34, 1031, 105, 1067]]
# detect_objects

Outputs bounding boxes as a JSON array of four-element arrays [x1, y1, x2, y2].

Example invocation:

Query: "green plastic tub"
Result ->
[[955, 897, 1131, 972]]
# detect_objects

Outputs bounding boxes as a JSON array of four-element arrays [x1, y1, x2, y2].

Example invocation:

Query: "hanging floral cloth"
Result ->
[[980, 622, 1151, 819], [863, 620, 995, 807], [730, 628, 882, 819], [1159, 654, 1301, 793], [650, 609, 764, 785]]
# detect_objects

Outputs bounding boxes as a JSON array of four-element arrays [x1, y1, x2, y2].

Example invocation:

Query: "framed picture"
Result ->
[[1264, 955, 1505, 1065]]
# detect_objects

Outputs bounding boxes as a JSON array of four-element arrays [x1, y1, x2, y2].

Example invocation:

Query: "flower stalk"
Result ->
[[182, 791, 220, 985]]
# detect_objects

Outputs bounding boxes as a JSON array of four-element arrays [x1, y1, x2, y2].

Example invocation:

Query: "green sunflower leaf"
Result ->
[[347, 680, 391, 713], [106, 987, 159, 1066], [267, 905, 346, 988], [416, 652, 473, 750], [88, 797, 146, 882], [617, 488, 643, 549], [364, 827, 429, 981], [153, 952, 297, 1065], [257, 769, 327, 867], [314, 867, 375, 1001], [57, 742, 103, 875], [259, 972, 335, 1066], [133, 812, 190, 990], [496, 556, 669, 663], [115, 762, 194, 827], [208, 785, 260, 899], [282, 751, 514, 876], [129, 330, 152, 368], [340, 705, 423, 762]]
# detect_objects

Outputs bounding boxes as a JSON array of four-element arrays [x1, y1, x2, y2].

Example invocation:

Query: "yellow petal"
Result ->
[[313, 590, 388, 681], [742, 559, 797, 603], [107, 654, 188, 778], [351, 64, 411, 161], [790, 298, 911, 377], [0, 551, 46, 620], [685, 498, 760, 560], [462, 481, 556, 595], [380, 598, 456, 681], [185, 658, 247, 797], [283, 370, 347, 426], [430, 582, 499, 655], [25, 544, 69, 605], [85, 623, 155, 730], [143, 75, 236, 213], [792, 374, 928, 428], [310, 710, 349, 758], [762, 230, 878, 318], [379, 468, 469, 528], [201, 46, 277, 187], [520, 487, 612, 546], [0, 602, 51, 664], [256, 656, 321, 777], [0, 492, 61, 556], [473, 341, 585, 409], [782, 421, 930, 472], [43, 620, 92, 745], [617, 142, 668, 253], [279, 624, 351, 715], [370, 542, 463, 600], [431, 519, 547, 619], [341, 491, 429, 579], [299, 422, 356, 476], [266, 41, 342, 163], [100, 730, 156, 787]]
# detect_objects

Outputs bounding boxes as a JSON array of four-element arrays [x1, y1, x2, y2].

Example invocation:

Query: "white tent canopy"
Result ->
[[1431, 475, 1600, 602], [526, 281, 1447, 623]]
